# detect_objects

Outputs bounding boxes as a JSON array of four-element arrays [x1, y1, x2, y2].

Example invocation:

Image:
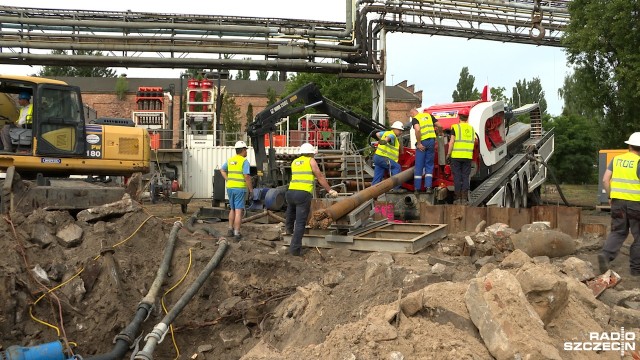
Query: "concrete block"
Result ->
[[561, 257, 595, 282], [56, 223, 84, 248]]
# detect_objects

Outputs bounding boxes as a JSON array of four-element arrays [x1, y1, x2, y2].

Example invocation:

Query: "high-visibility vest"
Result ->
[[289, 156, 315, 193], [451, 123, 475, 159], [375, 130, 399, 162], [19, 104, 33, 125], [610, 152, 640, 201], [226, 154, 248, 189], [416, 113, 436, 141]]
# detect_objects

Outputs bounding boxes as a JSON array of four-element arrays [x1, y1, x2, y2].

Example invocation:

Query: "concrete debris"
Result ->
[[533, 256, 551, 264], [462, 236, 475, 256], [399, 290, 423, 317], [474, 255, 495, 268], [476, 263, 498, 277], [29, 223, 56, 248], [76, 195, 141, 223], [484, 223, 516, 238], [610, 306, 640, 329], [197, 344, 213, 353], [561, 257, 595, 282], [430, 263, 446, 275], [426, 255, 456, 266], [500, 249, 533, 269], [365, 253, 394, 283], [55, 223, 84, 248], [30, 264, 50, 286], [521, 222, 551, 233], [219, 324, 251, 349], [585, 270, 621, 298], [322, 270, 345, 288], [364, 318, 398, 342], [388, 351, 404, 360], [598, 289, 640, 308], [511, 229, 576, 258], [515, 264, 569, 324], [465, 269, 562, 360]]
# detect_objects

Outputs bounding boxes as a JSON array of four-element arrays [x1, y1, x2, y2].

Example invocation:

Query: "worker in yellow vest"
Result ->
[[286, 143, 337, 256], [372, 121, 405, 190], [411, 108, 443, 194], [220, 141, 253, 241], [0, 91, 33, 152], [599, 132, 640, 276], [446, 108, 476, 205]]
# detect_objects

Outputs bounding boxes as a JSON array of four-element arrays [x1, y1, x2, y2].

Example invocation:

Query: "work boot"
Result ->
[[597, 254, 610, 274], [461, 191, 469, 205], [234, 233, 243, 242], [227, 228, 234, 237]]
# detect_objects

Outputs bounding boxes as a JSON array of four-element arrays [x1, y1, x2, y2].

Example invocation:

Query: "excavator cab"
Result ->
[[0, 76, 85, 156]]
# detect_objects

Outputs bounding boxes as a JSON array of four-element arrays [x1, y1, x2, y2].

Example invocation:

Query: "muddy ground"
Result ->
[[1, 195, 639, 359]]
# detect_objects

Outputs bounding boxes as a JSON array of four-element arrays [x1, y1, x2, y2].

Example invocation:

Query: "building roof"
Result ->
[[53, 77, 421, 102]]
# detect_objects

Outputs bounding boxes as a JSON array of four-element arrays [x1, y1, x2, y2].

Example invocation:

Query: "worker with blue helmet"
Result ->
[[0, 90, 33, 151]]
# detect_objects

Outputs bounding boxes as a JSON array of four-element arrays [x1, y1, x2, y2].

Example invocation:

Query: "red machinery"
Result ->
[[298, 114, 336, 149]]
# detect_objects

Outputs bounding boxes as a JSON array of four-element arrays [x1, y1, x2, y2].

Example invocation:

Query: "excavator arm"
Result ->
[[247, 82, 387, 187]]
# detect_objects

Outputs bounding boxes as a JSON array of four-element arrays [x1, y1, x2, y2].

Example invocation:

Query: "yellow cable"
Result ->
[[161, 248, 193, 360], [29, 215, 154, 341]]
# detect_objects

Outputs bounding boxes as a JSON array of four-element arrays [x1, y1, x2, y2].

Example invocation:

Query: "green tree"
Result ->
[[490, 86, 509, 103], [546, 114, 598, 184], [511, 78, 547, 114], [268, 72, 279, 81], [38, 50, 117, 77], [452, 67, 480, 101], [256, 70, 269, 81], [266, 87, 278, 106], [246, 103, 254, 125], [221, 93, 241, 144], [562, 0, 639, 148], [236, 59, 251, 80], [285, 72, 373, 147], [115, 75, 129, 101]]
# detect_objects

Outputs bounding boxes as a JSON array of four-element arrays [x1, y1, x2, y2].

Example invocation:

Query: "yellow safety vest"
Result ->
[[226, 154, 248, 189], [416, 113, 436, 141], [375, 130, 399, 162], [451, 123, 475, 159], [610, 152, 640, 201], [19, 104, 33, 125], [289, 156, 315, 193]]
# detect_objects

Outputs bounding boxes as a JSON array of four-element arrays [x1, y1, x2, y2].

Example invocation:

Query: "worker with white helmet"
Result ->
[[286, 143, 338, 256], [599, 132, 640, 277], [220, 140, 253, 240], [372, 121, 405, 189]]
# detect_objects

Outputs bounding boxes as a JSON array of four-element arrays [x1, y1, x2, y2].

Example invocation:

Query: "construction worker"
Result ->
[[0, 91, 33, 152], [447, 108, 476, 204], [372, 121, 405, 190], [286, 143, 338, 256], [220, 141, 253, 241], [598, 132, 640, 277], [411, 108, 443, 194]]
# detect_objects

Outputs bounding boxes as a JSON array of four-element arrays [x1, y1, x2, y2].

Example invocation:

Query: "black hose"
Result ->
[[526, 155, 571, 207], [134, 239, 230, 360], [87, 221, 182, 360]]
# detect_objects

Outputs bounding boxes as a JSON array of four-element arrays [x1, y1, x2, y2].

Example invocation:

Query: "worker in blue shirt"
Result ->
[[220, 141, 253, 241], [372, 121, 405, 189]]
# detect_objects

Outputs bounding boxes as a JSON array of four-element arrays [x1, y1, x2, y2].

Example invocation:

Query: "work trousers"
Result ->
[[601, 198, 640, 273], [285, 189, 313, 256], [372, 154, 401, 189], [414, 138, 435, 190], [0, 124, 16, 151], [450, 158, 472, 192]]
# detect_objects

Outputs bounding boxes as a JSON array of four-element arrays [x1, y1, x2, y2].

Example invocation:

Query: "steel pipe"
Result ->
[[310, 167, 414, 229]]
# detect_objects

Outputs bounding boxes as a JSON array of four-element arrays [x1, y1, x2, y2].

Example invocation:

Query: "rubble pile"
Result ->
[[1, 201, 639, 359]]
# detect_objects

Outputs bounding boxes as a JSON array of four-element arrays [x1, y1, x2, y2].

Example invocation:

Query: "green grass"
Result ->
[[540, 184, 599, 207]]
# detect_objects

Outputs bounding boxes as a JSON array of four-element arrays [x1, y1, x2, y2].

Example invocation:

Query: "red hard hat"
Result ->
[[458, 108, 470, 117]]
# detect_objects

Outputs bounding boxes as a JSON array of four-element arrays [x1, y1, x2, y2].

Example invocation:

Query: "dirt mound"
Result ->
[[1, 202, 639, 360]]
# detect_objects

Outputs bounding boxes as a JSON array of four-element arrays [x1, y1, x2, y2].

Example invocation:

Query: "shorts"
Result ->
[[227, 188, 246, 210]]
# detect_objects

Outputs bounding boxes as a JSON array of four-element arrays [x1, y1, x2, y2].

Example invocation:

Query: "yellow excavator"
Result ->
[[0, 75, 151, 213], [0, 75, 150, 176]]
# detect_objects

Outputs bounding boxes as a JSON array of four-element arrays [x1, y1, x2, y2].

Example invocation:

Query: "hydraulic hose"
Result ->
[[526, 155, 571, 207], [134, 239, 229, 360], [87, 221, 183, 360]]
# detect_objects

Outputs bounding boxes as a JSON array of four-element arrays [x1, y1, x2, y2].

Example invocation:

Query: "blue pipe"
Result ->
[[3, 341, 71, 360]]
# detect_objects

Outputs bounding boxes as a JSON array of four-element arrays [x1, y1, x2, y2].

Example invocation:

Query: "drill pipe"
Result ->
[[310, 167, 414, 229]]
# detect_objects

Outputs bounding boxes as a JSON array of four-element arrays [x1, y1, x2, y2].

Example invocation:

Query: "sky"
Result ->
[[0, 0, 571, 115]]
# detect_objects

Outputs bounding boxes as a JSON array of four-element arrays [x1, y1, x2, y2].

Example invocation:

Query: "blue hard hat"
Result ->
[[18, 91, 31, 100]]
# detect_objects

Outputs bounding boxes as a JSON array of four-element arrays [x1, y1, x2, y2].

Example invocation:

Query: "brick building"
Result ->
[[55, 77, 422, 146]]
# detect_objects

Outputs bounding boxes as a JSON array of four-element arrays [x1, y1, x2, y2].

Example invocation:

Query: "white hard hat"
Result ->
[[299, 143, 316, 154], [234, 140, 248, 149], [624, 132, 640, 147], [391, 121, 404, 131]]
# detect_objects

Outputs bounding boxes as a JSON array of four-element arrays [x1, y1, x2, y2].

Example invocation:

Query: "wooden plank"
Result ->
[[420, 203, 444, 223], [556, 206, 581, 238], [444, 205, 466, 233], [486, 207, 509, 226], [508, 207, 531, 232], [580, 223, 607, 238], [465, 207, 487, 232], [532, 205, 557, 228]]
